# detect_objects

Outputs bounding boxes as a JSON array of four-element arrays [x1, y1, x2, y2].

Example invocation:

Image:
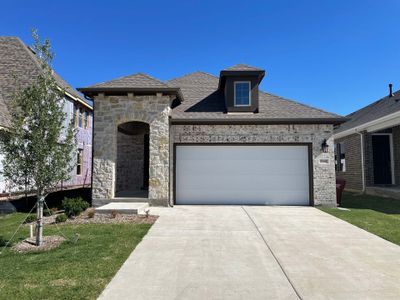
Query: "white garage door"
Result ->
[[175, 145, 310, 205]]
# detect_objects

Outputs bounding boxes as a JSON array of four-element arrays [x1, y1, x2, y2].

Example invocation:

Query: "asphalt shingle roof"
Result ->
[[0, 36, 89, 127], [334, 90, 400, 134], [223, 64, 263, 71], [0, 92, 10, 127], [87, 72, 170, 89], [168, 71, 342, 121]]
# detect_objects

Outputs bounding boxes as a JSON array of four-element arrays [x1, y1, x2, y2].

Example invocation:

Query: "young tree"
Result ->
[[0, 30, 76, 246]]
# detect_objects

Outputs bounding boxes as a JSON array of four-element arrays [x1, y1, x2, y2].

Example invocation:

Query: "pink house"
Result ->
[[0, 36, 93, 196]]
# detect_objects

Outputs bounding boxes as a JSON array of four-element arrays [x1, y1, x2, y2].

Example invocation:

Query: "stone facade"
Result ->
[[171, 124, 337, 206], [93, 94, 338, 207], [93, 94, 171, 206]]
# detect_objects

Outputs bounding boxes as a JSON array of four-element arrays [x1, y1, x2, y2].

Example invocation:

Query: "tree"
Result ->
[[0, 30, 76, 246]]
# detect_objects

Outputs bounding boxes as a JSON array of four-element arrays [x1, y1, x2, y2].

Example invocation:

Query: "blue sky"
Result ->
[[1, 0, 399, 115]]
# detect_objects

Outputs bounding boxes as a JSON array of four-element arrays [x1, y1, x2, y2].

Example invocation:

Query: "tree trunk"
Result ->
[[35, 194, 44, 246]]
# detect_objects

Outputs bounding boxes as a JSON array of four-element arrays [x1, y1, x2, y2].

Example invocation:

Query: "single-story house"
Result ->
[[333, 85, 400, 199], [0, 36, 93, 196], [78, 64, 345, 207]]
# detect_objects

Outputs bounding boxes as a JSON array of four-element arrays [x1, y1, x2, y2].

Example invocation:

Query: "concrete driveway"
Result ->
[[99, 206, 400, 300]]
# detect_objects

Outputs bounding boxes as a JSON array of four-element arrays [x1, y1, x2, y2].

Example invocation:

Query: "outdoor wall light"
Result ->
[[321, 139, 329, 153]]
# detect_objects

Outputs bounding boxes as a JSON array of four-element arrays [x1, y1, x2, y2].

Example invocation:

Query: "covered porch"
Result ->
[[364, 124, 400, 199]]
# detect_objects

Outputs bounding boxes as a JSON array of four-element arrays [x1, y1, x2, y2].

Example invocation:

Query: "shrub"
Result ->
[[62, 197, 89, 218], [0, 236, 12, 247], [111, 210, 118, 219], [24, 215, 37, 224], [87, 208, 95, 219], [55, 214, 67, 223]]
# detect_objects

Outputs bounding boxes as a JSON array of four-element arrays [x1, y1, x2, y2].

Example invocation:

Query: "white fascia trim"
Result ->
[[333, 110, 400, 139], [57, 87, 93, 110]]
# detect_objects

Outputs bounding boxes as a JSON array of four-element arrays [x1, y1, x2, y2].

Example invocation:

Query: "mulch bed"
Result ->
[[25, 210, 158, 226], [12, 235, 66, 253]]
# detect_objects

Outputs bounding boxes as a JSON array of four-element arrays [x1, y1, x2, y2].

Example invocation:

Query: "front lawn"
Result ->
[[0, 212, 152, 300], [320, 192, 400, 246]]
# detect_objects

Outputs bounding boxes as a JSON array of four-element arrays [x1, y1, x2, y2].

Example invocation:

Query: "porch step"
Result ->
[[93, 197, 149, 207], [95, 202, 149, 215], [366, 186, 400, 200]]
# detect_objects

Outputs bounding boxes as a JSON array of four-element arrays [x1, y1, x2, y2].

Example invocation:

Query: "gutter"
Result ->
[[57, 87, 93, 110], [356, 131, 366, 192], [334, 110, 400, 139]]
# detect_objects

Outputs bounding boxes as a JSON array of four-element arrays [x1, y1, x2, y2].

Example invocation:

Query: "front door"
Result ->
[[372, 135, 392, 184]]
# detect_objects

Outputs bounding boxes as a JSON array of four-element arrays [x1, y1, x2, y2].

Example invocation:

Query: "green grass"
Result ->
[[320, 192, 400, 246], [0, 213, 152, 300]]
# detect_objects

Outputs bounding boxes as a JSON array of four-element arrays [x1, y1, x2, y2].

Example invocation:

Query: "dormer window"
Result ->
[[234, 81, 251, 106]]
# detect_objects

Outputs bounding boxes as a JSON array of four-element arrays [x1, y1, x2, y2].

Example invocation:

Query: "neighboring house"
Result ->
[[0, 36, 93, 196], [79, 64, 344, 207], [334, 85, 400, 198]]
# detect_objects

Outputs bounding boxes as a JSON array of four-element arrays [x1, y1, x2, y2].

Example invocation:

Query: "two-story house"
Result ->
[[0, 36, 93, 196]]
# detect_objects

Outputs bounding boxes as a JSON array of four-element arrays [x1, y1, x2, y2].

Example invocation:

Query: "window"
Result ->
[[74, 106, 79, 127], [78, 109, 83, 128], [77, 149, 83, 175], [84, 111, 90, 129], [234, 82, 251, 106], [335, 142, 346, 172]]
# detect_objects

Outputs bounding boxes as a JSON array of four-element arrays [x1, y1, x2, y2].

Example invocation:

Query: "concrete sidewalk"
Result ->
[[98, 206, 400, 300]]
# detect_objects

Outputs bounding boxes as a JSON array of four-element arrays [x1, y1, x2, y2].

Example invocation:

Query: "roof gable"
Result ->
[[223, 64, 263, 71], [335, 90, 400, 134], [0, 36, 90, 127], [87, 73, 169, 89]]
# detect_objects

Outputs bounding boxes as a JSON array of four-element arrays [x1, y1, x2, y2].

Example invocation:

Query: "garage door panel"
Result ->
[[176, 145, 310, 205], [177, 189, 309, 205], [178, 174, 309, 190], [177, 160, 308, 175]]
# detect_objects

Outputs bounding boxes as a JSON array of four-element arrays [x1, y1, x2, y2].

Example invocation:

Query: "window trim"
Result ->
[[234, 81, 251, 107], [77, 149, 83, 175]]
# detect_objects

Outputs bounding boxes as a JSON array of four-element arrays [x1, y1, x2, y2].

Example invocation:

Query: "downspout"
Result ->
[[356, 131, 366, 193]]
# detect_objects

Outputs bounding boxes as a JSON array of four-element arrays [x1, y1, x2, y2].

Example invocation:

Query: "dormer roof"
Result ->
[[219, 64, 265, 89]]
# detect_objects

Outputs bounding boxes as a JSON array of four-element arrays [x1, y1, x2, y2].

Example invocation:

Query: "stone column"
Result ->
[[148, 104, 170, 206]]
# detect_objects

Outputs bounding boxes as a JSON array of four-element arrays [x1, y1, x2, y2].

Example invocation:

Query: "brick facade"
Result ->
[[335, 133, 363, 191], [393, 126, 400, 184], [335, 125, 400, 191], [171, 124, 337, 206], [116, 132, 145, 193]]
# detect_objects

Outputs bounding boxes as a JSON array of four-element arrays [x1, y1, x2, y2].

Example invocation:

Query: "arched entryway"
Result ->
[[115, 121, 150, 198]]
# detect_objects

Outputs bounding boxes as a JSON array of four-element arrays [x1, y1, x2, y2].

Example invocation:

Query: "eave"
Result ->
[[171, 117, 347, 125], [77, 87, 184, 102], [333, 110, 400, 139]]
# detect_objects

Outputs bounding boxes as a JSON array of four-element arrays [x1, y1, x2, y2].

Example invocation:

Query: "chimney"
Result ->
[[389, 83, 394, 97]]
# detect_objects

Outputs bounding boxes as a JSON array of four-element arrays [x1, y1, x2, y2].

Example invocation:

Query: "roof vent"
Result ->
[[389, 83, 394, 97]]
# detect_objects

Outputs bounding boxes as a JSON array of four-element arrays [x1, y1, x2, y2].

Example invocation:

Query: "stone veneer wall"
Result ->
[[116, 131, 144, 192], [170, 124, 337, 206], [93, 94, 171, 206]]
